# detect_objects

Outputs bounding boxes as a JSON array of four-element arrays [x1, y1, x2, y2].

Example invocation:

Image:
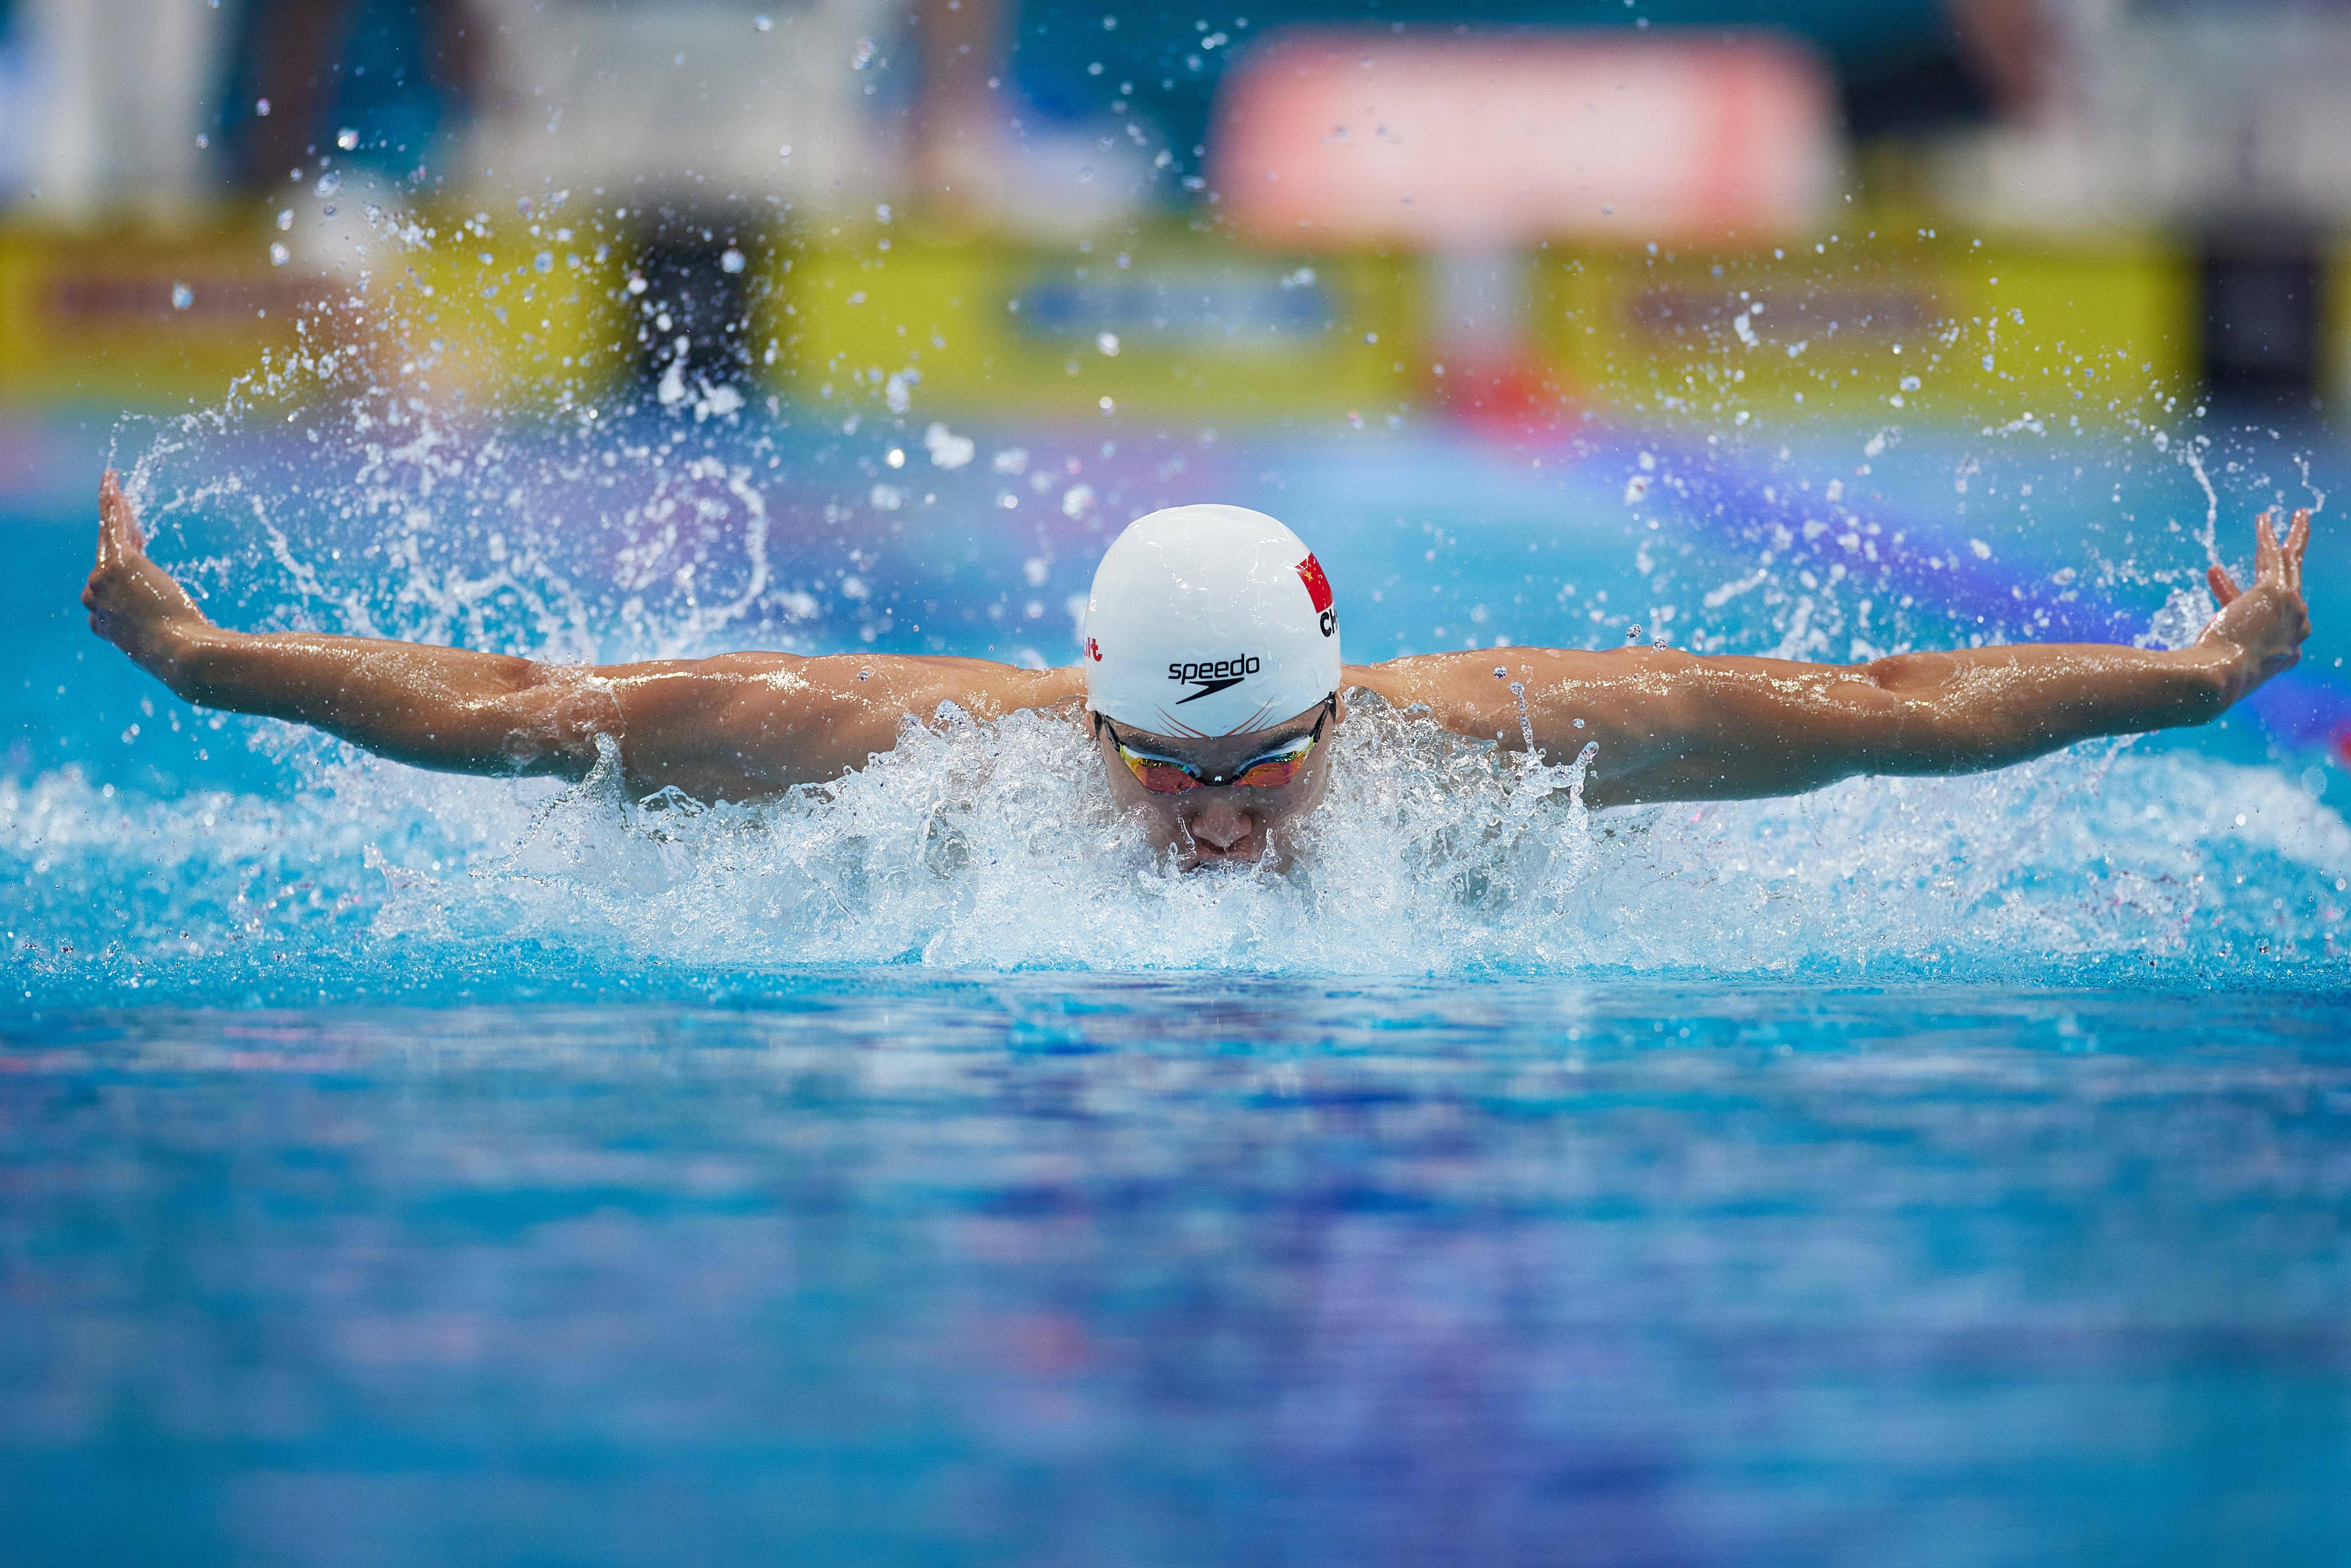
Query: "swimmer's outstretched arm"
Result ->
[[82, 472, 1078, 800], [1357, 509, 2313, 810]]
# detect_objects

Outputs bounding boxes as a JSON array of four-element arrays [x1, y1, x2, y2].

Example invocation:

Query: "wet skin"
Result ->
[[84, 471, 2315, 866]]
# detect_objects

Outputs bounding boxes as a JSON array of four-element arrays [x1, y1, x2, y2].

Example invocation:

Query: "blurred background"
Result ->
[[0, 0, 2343, 434], [4, 0, 2350, 788]]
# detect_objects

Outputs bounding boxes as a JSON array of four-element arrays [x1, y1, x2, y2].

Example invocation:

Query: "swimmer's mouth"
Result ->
[[1179, 835, 1273, 871]]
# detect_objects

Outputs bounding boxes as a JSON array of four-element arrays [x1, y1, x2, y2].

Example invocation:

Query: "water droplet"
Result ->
[[315, 170, 340, 197], [533, 250, 553, 273], [777, 144, 792, 161], [1096, 331, 1119, 356], [276, 208, 293, 230], [169, 283, 193, 311], [335, 128, 359, 151], [851, 36, 876, 68], [1625, 623, 1645, 645], [720, 247, 746, 274], [254, 96, 270, 116], [269, 243, 290, 267], [754, 12, 772, 29]]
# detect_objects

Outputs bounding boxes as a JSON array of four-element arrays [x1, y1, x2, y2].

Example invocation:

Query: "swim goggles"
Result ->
[[1094, 694, 1337, 794]]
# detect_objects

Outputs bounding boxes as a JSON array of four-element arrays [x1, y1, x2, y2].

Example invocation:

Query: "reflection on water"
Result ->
[[5, 981, 2349, 1566]]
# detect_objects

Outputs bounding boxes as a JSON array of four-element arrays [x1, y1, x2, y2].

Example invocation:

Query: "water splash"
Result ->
[[6, 690, 2344, 1003]]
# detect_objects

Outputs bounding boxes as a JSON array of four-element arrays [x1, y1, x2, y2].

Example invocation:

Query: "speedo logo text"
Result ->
[[1169, 655, 1260, 703]]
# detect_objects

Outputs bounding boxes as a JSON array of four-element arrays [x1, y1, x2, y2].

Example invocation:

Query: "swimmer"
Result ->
[[84, 471, 2311, 872]]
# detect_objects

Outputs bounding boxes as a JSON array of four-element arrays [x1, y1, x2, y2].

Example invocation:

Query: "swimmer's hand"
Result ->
[[83, 470, 213, 682], [2197, 508, 2312, 704]]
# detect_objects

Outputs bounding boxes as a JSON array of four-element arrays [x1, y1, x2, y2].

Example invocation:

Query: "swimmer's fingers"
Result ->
[[2283, 507, 2311, 590], [97, 469, 145, 567], [2253, 511, 2280, 585], [2208, 563, 2242, 607]]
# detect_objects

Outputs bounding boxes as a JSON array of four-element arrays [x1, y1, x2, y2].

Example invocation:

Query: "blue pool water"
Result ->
[[4, 395, 2350, 1563], [7, 983, 2351, 1567]]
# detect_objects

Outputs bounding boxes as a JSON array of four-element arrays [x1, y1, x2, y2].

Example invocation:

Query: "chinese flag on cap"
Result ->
[[1296, 554, 1333, 614]]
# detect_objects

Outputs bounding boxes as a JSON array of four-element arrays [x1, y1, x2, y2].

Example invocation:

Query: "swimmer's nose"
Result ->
[[1186, 797, 1257, 854]]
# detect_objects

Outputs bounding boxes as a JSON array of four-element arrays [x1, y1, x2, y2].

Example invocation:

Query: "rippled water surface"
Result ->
[[4, 409, 2349, 1562], [7, 983, 2351, 1567]]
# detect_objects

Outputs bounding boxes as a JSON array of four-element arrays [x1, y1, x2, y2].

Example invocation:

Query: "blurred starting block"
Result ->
[[1531, 232, 2202, 425], [763, 226, 1418, 420], [0, 210, 633, 416], [346, 210, 632, 414], [768, 223, 2211, 430], [0, 206, 2326, 433], [0, 222, 318, 410]]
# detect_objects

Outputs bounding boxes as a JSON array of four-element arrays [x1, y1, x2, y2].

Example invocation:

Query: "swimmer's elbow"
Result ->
[[1858, 652, 1954, 698], [373, 662, 613, 779], [1845, 657, 2000, 771], [495, 665, 622, 777]]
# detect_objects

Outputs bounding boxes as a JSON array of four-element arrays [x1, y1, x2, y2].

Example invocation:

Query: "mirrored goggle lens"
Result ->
[[1122, 752, 1204, 793], [1231, 749, 1310, 789], [1119, 735, 1315, 793]]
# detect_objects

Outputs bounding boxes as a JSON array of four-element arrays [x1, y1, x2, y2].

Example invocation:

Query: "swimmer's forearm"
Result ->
[[1857, 642, 2240, 771], [1606, 641, 2240, 802], [159, 624, 609, 777]]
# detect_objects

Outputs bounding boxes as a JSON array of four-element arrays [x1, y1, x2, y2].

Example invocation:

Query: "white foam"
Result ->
[[10, 691, 2347, 990]]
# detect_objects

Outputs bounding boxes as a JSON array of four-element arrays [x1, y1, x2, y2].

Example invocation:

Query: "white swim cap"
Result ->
[[1082, 503, 1340, 737]]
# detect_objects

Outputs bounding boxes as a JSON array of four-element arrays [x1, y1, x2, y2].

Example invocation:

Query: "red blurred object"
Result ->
[[1435, 357, 1578, 437], [1214, 30, 1840, 249]]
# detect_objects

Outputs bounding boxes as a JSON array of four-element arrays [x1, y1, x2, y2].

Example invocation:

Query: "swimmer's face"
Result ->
[[1092, 695, 1344, 872]]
